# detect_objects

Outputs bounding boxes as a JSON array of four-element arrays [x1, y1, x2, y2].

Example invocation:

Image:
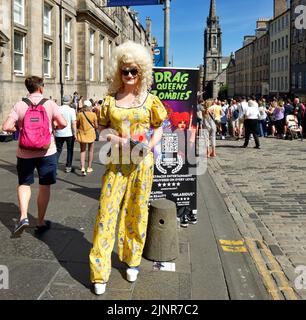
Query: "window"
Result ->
[[286, 35, 289, 48], [14, 32, 25, 75], [275, 78, 278, 91], [65, 48, 71, 80], [64, 17, 71, 43], [275, 40, 277, 52], [89, 31, 95, 81], [213, 59, 217, 71], [108, 41, 112, 60], [282, 37, 284, 51], [285, 56, 288, 71], [213, 35, 217, 48], [100, 36, 104, 82], [298, 72, 302, 89], [285, 77, 288, 91], [90, 30, 95, 54], [14, 0, 25, 25], [90, 55, 94, 81], [292, 73, 296, 89], [43, 41, 51, 77], [44, 3, 52, 36]]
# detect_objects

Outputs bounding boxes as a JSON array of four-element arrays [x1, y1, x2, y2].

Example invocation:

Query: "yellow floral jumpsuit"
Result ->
[[89, 93, 167, 284]]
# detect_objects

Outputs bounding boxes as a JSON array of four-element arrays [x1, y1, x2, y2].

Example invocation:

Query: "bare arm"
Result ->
[[148, 126, 163, 150], [2, 117, 17, 133], [72, 120, 77, 138], [54, 114, 67, 130], [98, 125, 125, 144]]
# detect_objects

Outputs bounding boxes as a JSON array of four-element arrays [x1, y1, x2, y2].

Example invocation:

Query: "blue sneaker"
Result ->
[[12, 218, 30, 237]]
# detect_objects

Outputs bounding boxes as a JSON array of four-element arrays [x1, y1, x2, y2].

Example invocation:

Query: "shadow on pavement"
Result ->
[[67, 187, 100, 201], [0, 202, 124, 290], [217, 145, 244, 148], [0, 159, 17, 175]]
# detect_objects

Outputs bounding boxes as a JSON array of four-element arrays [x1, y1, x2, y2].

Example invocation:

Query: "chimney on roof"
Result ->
[[146, 17, 152, 43], [256, 18, 270, 37], [274, 0, 287, 18]]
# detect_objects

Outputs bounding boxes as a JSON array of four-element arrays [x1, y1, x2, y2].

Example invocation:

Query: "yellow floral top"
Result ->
[[99, 93, 167, 140]]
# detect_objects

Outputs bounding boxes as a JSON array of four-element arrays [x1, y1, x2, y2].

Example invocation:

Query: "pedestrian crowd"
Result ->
[[197, 95, 305, 156]]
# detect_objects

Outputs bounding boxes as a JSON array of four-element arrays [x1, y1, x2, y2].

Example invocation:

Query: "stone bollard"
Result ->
[[143, 198, 179, 262]]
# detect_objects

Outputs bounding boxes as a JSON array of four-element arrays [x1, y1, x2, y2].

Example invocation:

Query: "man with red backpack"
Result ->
[[2, 76, 67, 237]]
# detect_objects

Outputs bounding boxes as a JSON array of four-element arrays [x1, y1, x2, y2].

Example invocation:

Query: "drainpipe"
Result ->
[[59, 0, 64, 105]]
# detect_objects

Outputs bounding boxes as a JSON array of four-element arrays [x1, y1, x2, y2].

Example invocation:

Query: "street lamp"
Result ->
[[163, 0, 170, 67]]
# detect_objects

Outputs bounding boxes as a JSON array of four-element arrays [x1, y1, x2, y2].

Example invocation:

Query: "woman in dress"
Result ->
[[76, 100, 98, 176], [89, 41, 167, 295]]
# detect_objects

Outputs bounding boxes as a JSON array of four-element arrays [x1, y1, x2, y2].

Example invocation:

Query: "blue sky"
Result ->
[[132, 0, 273, 68]]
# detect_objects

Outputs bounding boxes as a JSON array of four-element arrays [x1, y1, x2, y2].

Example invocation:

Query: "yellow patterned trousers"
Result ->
[[89, 153, 154, 284]]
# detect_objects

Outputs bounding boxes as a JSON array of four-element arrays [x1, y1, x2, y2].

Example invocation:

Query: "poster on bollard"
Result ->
[[149, 67, 199, 214]]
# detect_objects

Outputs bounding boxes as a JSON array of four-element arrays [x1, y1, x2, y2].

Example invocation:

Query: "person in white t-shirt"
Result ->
[[241, 97, 260, 149], [55, 95, 77, 173]]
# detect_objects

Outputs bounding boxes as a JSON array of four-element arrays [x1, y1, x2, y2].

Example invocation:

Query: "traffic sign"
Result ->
[[107, 0, 163, 7]]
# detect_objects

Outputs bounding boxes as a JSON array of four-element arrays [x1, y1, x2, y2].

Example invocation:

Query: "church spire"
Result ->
[[209, 0, 216, 19]]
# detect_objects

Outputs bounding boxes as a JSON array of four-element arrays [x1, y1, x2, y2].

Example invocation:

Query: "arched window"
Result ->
[[213, 60, 217, 71], [213, 35, 217, 48]]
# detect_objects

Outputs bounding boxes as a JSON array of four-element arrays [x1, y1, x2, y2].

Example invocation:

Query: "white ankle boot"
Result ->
[[94, 283, 106, 295], [126, 267, 140, 282]]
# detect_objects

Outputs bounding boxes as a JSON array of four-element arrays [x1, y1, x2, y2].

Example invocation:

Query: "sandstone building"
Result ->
[[0, 0, 152, 124]]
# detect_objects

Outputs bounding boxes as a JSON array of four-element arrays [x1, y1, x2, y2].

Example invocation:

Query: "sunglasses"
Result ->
[[121, 68, 139, 77]]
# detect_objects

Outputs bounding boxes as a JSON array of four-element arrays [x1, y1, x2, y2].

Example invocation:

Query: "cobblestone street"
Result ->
[[209, 136, 306, 299]]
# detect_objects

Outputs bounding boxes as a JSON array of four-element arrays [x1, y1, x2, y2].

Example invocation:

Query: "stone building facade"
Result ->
[[234, 40, 254, 97], [252, 20, 270, 97], [291, 0, 306, 101], [226, 53, 235, 98], [227, 0, 296, 99], [270, 9, 291, 97], [0, 0, 152, 124]]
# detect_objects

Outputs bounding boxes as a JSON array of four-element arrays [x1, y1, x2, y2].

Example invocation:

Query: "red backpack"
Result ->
[[19, 98, 51, 150]]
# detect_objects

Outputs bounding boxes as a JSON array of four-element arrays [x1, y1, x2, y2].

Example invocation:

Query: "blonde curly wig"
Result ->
[[106, 41, 153, 102]]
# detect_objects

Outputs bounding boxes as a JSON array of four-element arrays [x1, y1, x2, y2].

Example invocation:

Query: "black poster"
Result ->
[[149, 68, 199, 215]]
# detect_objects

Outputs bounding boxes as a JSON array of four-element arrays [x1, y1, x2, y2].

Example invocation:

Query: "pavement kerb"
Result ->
[[246, 235, 299, 300], [207, 159, 302, 300]]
